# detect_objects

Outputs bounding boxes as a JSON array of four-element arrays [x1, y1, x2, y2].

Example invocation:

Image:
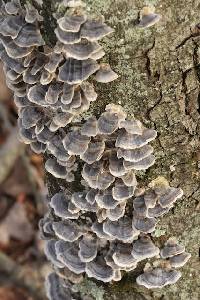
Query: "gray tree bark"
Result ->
[[39, 0, 200, 299]]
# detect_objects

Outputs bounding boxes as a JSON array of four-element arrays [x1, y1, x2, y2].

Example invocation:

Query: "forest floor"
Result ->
[[0, 66, 48, 300]]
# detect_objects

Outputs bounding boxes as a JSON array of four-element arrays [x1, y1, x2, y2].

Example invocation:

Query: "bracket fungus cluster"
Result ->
[[0, 0, 190, 299]]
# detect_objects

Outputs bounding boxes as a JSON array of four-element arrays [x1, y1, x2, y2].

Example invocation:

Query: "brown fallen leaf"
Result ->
[[0, 157, 32, 198], [0, 286, 33, 300], [0, 202, 34, 245]]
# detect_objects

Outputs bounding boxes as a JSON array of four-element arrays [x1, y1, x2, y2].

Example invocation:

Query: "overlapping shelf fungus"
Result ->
[[0, 0, 190, 299]]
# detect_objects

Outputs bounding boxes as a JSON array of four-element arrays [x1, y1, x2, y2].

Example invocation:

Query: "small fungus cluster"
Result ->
[[0, 0, 190, 299]]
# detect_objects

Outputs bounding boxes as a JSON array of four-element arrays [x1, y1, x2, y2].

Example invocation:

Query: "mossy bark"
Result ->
[[42, 0, 200, 299]]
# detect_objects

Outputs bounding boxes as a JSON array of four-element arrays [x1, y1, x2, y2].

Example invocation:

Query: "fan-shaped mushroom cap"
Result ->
[[80, 81, 97, 102], [82, 161, 102, 183], [123, 154, 156, 171], [45, 158, 69, 179], [138, 7, 161, 28], [44, 240, 64, 268], [60, 83, 74, 104], [47, 135, 70, 161], [86, 189, 98, 204], [112, 243, 138, 268], [81, 19, 114, 41], [121, 171, 137, 187], [169, 252, 191, 268], [78, 234, 98, 262], [23, 68, 41, 84], [132, 213, 157, 233], [57, 15, 86, 32], [95, 189, 118, 209], [148, 176, 170, 195], [23, 50, 37, 67], [6, 68, 21, 81], [71, 192, 98, 212], [147, 204, 170, 218], [133, 196, 148, 217], [5, 0, 21, 15], [55, 26, 81, 44], [117, 145, 154, 162], [50, 192, 79, 220], [20, 106, 43, 129], [132, 235, 160, 260], [1, 36, 34, 59], [63, 130, 90, 155], [96, 208, 107, 223], [81, 140, 105, 164], [6, 79, 26, 97], [92, 222, 115, 240], [52, 220, 82, 242], [45, 272, 71, 300], [40, 69, 55, 85], [105, 247, 121, 270], [143, 190, 157, 208], [0, 50, 25, 74], [90, 47, 105, 60], [95, 63, 118, 83], [30, 52, 48, 75], [103, 217, 140, 242], [45, 82, 63, 104], [113, 270, 122, 281], [58, 58, 99, 84], [19, 126, 36, 144], [53, 111, 74, 127], [158, 187, 183, 208], [30, 141, 46, 154], [25, 3, 43, 23], [116, 128, 157, 149], [160, 238, 185, 258], [39, 216, 55, 240], [27, 84, 48, 106], [56, 266, 83, 284], [112, 179, 136, 201], [119, 119, 143, 135], [86, 255, 114, 282], [68, 201, 81, 214], [109, 155, 126, 177], [61, 89, 82, 111], [106, 202, 126, 221], [45, 52, 63, 73], [14, 95, 30, 107], [63, 40, 101, 60], [97, 109, 124, 135], [14, 23, 44, 47], [81, 116, 98, 137], [37, 126, 55, 144], [0, 15, 25, 38], [46, 272, 72, 300], [55, 240, 85, 274], [136, 268, 181, 289], [96, 171, 115, 190]]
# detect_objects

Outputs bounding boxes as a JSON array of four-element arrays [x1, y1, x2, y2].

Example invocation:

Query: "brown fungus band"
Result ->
[[0, 0, 190, 299]]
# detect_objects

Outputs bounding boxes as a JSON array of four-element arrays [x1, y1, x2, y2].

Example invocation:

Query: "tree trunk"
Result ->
[[16, 0, 200, 299]]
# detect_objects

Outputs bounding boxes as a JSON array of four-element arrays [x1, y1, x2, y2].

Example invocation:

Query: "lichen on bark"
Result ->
[[41, 0, 200, 299]]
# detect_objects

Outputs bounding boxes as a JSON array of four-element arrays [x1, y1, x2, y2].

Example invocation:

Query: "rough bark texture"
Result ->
[[42, 0, 200, 299]]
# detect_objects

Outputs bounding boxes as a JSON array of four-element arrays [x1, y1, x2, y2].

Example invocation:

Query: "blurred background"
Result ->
[[0, 62, 48, 300]]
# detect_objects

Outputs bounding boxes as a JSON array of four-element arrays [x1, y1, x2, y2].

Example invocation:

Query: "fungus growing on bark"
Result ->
[[160, 238, 185, 259], [95, 63, 118, 83], [0, 0, 190, 297], [131, 235, 160, 260], [136, 268, 181, 289], [138, 6, 161, 28]]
